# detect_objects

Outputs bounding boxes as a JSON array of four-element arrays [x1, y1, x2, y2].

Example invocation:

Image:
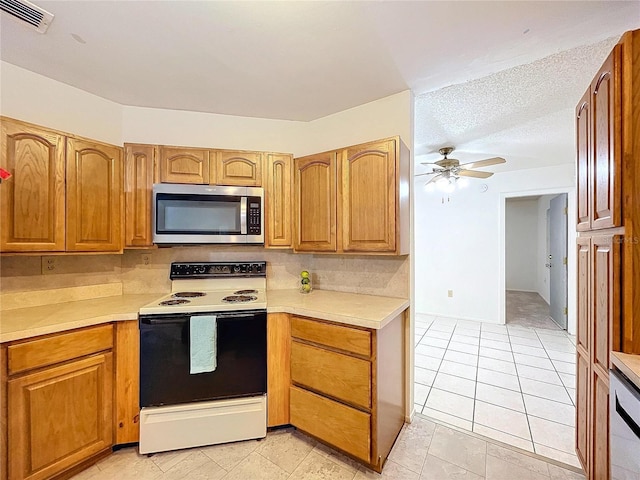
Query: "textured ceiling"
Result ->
[[414, 37, 621, 172]]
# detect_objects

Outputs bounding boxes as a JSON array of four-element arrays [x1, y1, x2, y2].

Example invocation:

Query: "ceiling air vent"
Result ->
[[0, 0, 54, 33]]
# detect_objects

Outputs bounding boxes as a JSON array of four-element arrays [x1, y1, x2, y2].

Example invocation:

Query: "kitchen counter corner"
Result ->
[[266, 289, 409, 329], [611, 351, 640, 389]]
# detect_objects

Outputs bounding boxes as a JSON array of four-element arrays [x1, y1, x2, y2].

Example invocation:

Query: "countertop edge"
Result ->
[[611, 351, 640, 389], [1, 291, 411, 342]]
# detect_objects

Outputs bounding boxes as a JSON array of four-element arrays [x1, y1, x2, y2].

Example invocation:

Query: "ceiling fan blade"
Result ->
[[457, 169, 493, 178], [419, 161, 440, 166], [458, 157, 506, 169], [415, 171, 438, 177], [425, 173, 446, 185]]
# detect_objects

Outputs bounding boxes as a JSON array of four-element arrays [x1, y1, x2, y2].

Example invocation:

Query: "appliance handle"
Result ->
[[240, 197, 247, 234], [140, 312, 262, 325], [616, 393, 640, 440]]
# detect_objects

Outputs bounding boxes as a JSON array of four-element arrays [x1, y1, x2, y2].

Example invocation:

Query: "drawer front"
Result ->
[[291, 341, 371, 408], [291, 316, 371, 357], [290, 386, 370, 462], [8, 324, 114, 375]]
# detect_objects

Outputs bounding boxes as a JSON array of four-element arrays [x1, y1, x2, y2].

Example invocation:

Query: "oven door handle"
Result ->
[[616, 393, 640, 440], [140, 312, 261, 325]]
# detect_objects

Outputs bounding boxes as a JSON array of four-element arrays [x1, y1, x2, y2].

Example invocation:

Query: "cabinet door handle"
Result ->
[[616, 394, 640, 440]]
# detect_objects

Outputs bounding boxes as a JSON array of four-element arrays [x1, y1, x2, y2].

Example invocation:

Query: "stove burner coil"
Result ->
[[172, 292, 206, 298], [222, 295, 257, 303], [159, 299, 191, 306], [233, 289, 258, 295]]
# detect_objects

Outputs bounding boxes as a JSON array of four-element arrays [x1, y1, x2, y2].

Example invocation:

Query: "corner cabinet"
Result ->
[[3, 325, 114, 480], [574, 29, 640, 480], [288, 314, 406, 473], [0, 117, 123, 253], [293, 137, 409, 255]]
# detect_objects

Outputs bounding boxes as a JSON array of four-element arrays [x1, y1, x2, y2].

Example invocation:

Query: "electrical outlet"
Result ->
[[141, 254, 151, 265], [41, 257, 57, 274], [447, 290, 453, 298]]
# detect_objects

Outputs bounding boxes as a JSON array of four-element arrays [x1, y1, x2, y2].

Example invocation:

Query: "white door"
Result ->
[[549, 194, 568, 329]]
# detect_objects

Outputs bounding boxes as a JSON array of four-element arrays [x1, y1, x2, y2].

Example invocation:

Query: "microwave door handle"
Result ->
[[240, 197, 247, 234]]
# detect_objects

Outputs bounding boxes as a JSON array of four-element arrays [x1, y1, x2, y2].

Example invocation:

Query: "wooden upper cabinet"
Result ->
[[159, 146, 209, 184], [0, 119, 66, 252], [341, 139, 396, 252], [294, 152, 337, 252], [576, 90, 591, 232], [124, 144, 156, 247], [214, 150, 262, 186], [590, 47, 621, 230], [265, 153, 293, 248], [66, 137, 123, 252]]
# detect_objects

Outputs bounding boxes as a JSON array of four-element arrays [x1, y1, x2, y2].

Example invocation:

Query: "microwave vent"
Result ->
[[0, 0, 53, 33]]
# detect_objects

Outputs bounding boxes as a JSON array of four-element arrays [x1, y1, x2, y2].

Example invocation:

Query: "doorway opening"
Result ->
[[505, 193, 568, 330]]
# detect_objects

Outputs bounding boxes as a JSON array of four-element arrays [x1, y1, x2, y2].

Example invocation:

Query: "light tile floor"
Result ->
[[71, 417, 584, 480], [414, 313, 580, 468]]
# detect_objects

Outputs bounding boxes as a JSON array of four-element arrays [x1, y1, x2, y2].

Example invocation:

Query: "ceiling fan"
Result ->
[[416, 147, 506, 188]]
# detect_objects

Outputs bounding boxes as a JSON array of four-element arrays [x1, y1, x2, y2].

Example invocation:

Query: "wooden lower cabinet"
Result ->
[[290, 385, 371, 462], [3, 324, 115, 480], [288, 313, 406, 472], [267, 313, 291, 427]]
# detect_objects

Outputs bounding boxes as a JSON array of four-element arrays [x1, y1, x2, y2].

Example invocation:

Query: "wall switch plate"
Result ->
[[41, 257, 57, 274], [447, 290, 453, 298]]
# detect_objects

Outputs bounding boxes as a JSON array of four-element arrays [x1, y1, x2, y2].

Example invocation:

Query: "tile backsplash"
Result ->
[[1, 246, 409, 302]]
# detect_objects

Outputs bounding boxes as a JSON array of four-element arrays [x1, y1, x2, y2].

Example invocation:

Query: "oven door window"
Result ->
[[157, 194, 242, 234]]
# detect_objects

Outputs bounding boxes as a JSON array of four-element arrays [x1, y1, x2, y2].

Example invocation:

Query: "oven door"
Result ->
[[139, 309, 267, 408]]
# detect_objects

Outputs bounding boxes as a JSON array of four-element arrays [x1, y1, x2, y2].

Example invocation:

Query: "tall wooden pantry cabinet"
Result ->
[[574, 29, 640, 480]]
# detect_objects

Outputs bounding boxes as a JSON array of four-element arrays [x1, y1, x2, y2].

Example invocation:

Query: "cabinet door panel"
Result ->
[[591, 369, 609, 480], [576, 237, 591, 353], [115, 321, 140, 444], [576, 349, 590, 474], [124, 144, 156, 247], [1, 120, 66, 251], [8, 353, 113, 480], [265, 153, 292, 248], [214, 151, 262, 186], [341, 140, 396, 252], [291, 341, 371, 409], [159, 147, 209, 184], [294, 152, 337, 252], [66, 138, 122, 251], [592, 235, 620, 372], [591, 47, 621, 230], [576, 91, 591, 231], [290, 385, 370, 462], [267, 313, 290, 427]]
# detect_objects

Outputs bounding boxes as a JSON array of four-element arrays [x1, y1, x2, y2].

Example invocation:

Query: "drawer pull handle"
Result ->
[[616, 394, 640, 440]]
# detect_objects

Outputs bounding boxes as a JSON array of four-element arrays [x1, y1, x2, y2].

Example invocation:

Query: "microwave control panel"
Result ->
[[248, 197, 261, 235]]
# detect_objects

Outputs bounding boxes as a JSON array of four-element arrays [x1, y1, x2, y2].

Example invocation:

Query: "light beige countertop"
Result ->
[[0, 294, 160, 343], [611, 351, 640, 389], [267, 289, 409, 330], [0, 289, 409, 343]]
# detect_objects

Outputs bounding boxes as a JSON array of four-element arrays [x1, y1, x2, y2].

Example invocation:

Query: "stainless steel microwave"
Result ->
[[152, 184, 264, 244]]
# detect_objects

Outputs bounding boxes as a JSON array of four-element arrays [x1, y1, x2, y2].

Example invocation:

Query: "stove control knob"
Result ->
[[233, 265, 241, 273], [196, 266, 206, 274], [252, 264, 262, 273]]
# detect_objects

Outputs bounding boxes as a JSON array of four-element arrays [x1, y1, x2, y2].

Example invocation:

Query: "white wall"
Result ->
[[505, 199, 538, 291], [0, 62, 123, 145], [414, 163, 576, 333]]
